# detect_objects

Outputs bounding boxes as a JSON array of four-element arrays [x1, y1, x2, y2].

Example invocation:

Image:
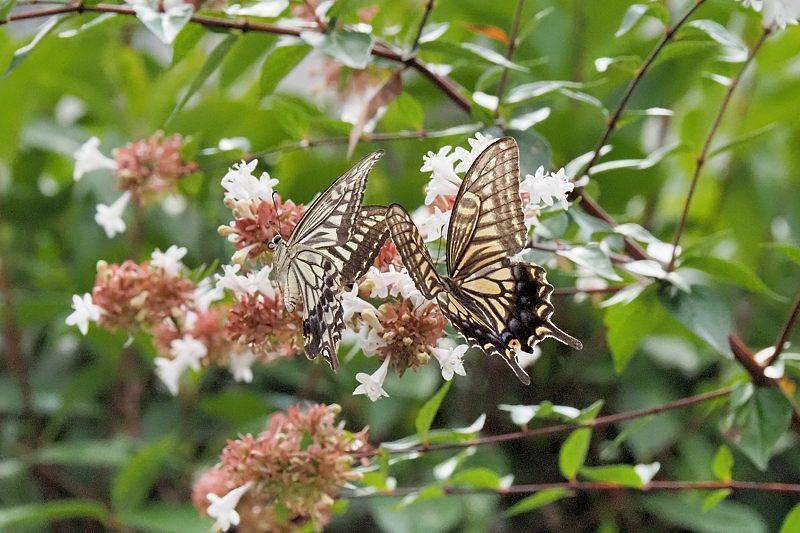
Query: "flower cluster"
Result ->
[[217, 159, 307, 265], [193, 404, 369, 532], [740, 0, 800, 30], [73, 132, 197, 238]]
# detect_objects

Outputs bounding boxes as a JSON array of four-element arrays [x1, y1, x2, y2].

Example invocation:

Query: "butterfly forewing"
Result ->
[[447, 137, 526, 279], [385, 204, 444, 300], [289, 151, 384, 248], [330, 205, 390, 284]]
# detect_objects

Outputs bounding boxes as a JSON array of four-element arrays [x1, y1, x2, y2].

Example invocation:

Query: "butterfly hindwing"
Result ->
[[300, 257, 344, 370], [332, 205, 390, 284], [385, 204, 444, 300]]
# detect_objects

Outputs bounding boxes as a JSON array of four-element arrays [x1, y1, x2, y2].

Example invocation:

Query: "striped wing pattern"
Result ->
[[289, 151, 384, 248], [277, 153, 388, 370], [388, 137, 582, 385], [447, 137, 526, 279], [385, 204, 444, 300]]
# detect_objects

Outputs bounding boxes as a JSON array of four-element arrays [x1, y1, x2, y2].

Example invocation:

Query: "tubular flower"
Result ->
[[224, 290, 303, 362], [114, 132, 198, 199], [194, 404, 370, 532]]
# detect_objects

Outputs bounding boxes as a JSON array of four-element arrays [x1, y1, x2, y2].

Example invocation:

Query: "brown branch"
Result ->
[[347, 479, 800, 499], [728, 333, 800, 431], [666, 27, 771, 271], [766, 289, 800, 366], [575, 0, 706, 181], [2, 3, 472, 113], [408, 0, 434, 54], [360, 387, 730, 458], [493, 0, 525, 122]]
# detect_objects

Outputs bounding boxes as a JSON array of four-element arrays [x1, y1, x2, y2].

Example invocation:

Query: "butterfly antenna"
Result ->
[[434, 224, 446, 263], [271, 191, 283, 237]]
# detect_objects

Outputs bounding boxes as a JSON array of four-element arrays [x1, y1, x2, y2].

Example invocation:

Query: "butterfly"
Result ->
[[386, 137, 582, 384], [269, 152, 388, 371]]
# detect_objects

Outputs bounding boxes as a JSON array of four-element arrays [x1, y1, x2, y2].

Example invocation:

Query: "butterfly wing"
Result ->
[[447, 137, 526, 278], [288, 151, 384, 249], [331, 205, 390, 285], [385, 204, 445, 300], [443, 137, 580, 383]]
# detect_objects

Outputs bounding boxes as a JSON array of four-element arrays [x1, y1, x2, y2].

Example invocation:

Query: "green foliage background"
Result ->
[[1, 0, 800, 531]]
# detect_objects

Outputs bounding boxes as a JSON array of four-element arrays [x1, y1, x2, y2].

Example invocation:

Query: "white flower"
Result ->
[[229, 348, 255, 383], [193, 278, 224, 312], [634, 462, 661, 485], [353, 356, 391, 401], [73, 137, 116, 181], [170, 334, 207, 371], [215, 264, 274, 298], [65, 293, 103, 335], [127, 0, 194, 44], [431, 343, 468, 380], [521, 167, 574, 210], [224, 0, 289, 17], [221, 159, 279, 204], [359, 328, 387, 356], [761, 0, 800, 29], [515, 345, 542, 369], [454, 132, 495, 173], [422, 207, 452, 243], [150, 245, 187, 277], [154, 356, 186, 396], [94, 191, 131, 238], [206, 483, 252, 532], [342, 283, 378, 322], [646, 241, 680, 265], [422, 146, 461, 205]]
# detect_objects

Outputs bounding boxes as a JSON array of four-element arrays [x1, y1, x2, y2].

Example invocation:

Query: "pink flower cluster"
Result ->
[[193, 404, 369, 532], [224, 290, 303, 362], [114, 132, 198, 200]]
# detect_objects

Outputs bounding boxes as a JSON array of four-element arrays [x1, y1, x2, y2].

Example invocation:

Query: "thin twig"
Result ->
[[766, 290, 800, 366], [408, 0, 434, 55], [575, 0, 706, 181], [346, 479, 800, 499], [359, 387, 730, 458], [2, 3, 472, 113], [666, 27, 771, 271], [493, 0, 525, 122]]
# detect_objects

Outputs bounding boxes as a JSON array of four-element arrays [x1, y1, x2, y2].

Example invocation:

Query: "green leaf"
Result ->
[[171, 24, 205, 67], [415, 380, 451, 443], [736, 387, 792, 470], [167, 33, 238, 123], [702, 489, 730, 512], [118, 504, 212, 533], [579, 465, 643, 488], [590, 143, 683, 175], [679, 256, 780, 299], [711, 444, 733, 481], [0, 500, 109, 529], [708, 123, 779, 158], [461, 42, 527, 71], [112, 435, 178, 512], [559, 428, 592, 481], [505, 488, 570, 517], [381, 92, 424, 131], [655, 40, 718, 65], [302, 30, 373, 69], [615, 2, 667, 37], [220, 33, 276, 89], [448, 467, 501, 489], [557, 244, 622, 282], [687, 20, 747, 62], [644, 494, 767, 533], [259, 43, 311, 96], [763, 242, 800, 266], [35, 437, 135, 467], [3, 15, 64, 78], [0, 0, 17, 20], [657, 285, 733, 358], [781, 504, 800, 533], [604, 286, 664, 373], [505, 80, 596, 104]]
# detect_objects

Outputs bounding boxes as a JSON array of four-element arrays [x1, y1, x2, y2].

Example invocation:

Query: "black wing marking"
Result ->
[[329, 205, 390, 284], [385, 204, 444, 300]]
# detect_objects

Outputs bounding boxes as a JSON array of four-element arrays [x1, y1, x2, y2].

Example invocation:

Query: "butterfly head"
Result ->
[[267, 234, 283, 251]]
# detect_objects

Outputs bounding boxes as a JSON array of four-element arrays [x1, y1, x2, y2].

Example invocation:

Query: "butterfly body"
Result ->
[[387, 137, 581, 385], [269, 152, 388, 370]]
